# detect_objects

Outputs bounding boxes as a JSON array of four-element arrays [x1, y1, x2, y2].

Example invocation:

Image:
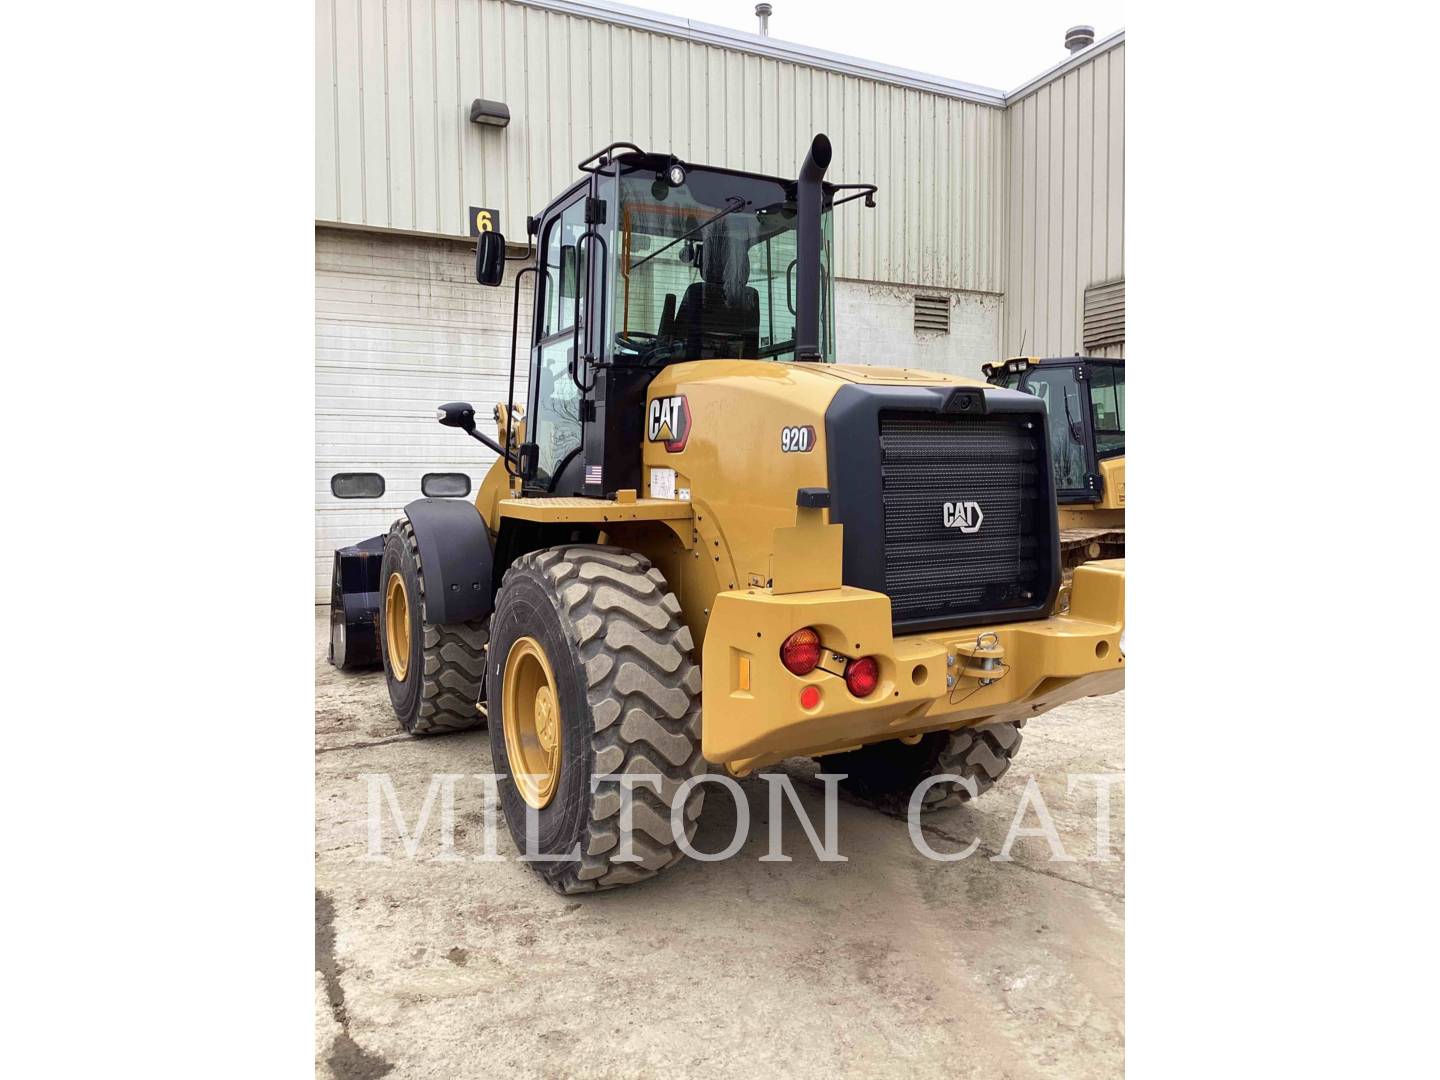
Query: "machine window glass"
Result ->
[[607, 168, 835, 363], [539, 199, 589, 340], [1089, 363, 1125, 457], [531, 196, 590, 487], [1024, 367, 1089, 491], [531, 337, 583, 485]]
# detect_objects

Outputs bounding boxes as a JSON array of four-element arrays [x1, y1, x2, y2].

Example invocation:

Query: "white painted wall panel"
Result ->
[[1003, 41, 1124, 358], [835, 281, 1002, 379], [316, 0, 1008, 293], [315, 227, 533, 600]]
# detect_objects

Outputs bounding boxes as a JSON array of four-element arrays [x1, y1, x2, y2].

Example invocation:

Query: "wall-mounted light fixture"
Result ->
[[469, 99, 510, 127]]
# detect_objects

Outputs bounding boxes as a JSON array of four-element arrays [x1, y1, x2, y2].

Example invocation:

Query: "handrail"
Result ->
[[577, 141, 645, 174], [505, 264, 539, 479], [570, 229, 609, 392]]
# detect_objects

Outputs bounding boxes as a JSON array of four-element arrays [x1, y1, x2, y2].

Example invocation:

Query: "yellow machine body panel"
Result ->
[[1056, 456, 1124, 539], [701, 559, 1124, 773], [1098, 455, 1125, 510], [472, 358, 1124, 768]]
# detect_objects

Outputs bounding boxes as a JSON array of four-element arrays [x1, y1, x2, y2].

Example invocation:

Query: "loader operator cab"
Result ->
[[982, 355, 1126, 503], [473, 137, 870, 499]]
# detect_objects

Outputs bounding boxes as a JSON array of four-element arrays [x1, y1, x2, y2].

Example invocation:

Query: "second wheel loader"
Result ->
[[983, 355, 1125, 572], [365, 134, 1126, 893]]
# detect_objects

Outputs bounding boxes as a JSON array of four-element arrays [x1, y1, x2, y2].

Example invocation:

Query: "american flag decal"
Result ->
[[584, 465, 603, 486]]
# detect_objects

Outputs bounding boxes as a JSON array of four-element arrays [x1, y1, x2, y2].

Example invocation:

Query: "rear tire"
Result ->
[[817, 722, 1025, 811], [488, 545, 704, 894], [378, 519, 488, 735]]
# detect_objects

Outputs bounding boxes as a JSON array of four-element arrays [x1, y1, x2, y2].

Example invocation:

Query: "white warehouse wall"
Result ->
[[315, 228, 529, 600], [834, 281, 1002, 378]]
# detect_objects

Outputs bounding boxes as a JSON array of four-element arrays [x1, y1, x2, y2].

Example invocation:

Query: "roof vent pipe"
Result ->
[[1065, 25, 1095, 54], [755, 3, 772, 36]]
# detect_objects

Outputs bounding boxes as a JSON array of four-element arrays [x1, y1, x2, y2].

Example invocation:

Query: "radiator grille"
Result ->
[[879, 411, 1048, 626]]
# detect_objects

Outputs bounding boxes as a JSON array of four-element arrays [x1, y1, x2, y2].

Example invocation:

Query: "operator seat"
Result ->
[[672, 244, 760, 359]]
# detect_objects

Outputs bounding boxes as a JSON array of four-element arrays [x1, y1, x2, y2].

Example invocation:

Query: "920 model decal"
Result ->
[[647, 395, 691, 452], [780, 425, 816, 453]]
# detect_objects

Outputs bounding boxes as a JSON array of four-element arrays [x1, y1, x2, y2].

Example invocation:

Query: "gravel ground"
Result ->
[[315, 611, 1125, 1079]]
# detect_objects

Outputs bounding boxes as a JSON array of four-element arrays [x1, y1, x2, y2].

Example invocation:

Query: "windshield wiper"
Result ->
[[630, 196, 747, 271], [1062, 392, 1085, 444]]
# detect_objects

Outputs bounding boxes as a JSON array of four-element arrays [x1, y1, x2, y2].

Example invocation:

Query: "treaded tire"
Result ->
[[379, 519, 488, 735], [817, 722, 1025, 812], [488, 544, 704, 894]]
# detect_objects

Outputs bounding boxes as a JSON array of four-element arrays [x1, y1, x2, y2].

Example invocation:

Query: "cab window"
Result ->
[[608, 168, 834, 363], [1024, 367, 1089, 492], [1089, 363, 1125, 457]]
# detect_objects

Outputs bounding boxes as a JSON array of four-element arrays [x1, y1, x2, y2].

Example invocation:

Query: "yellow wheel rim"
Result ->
[[502, 636, 563, 809], [385, 572, 411, 681]]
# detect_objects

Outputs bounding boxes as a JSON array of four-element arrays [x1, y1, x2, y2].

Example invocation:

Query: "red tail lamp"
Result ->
[[844, 656, 880, 698], [780, 627, 822, 675]]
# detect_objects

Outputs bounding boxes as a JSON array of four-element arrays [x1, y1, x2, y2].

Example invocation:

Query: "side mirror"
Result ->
[[436, 402, 477, 431], [475, 231, 506, 286]]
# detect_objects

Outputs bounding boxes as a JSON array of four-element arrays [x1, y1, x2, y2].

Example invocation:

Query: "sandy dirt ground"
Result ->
[[315, 612, 1124, 1079]]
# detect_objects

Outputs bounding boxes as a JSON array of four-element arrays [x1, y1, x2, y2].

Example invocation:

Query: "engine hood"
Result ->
[[809, 363, 990, 388]]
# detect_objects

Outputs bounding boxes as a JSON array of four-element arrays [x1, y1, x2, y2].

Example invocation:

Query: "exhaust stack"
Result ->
[[755, 3, 772, 36], [794, 133, 831, 361]]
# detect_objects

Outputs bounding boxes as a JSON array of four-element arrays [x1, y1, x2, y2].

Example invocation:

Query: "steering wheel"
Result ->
[[614, 331, 659, 353]]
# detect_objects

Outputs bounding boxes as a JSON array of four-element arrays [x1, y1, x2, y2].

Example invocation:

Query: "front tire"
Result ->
[[378, 519, 488, 735], [488, 545, 704, 894], [817, 722, 1026, 811]]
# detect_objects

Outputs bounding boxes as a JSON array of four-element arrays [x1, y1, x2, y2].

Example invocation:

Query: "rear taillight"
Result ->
[[780, 628, 822, 675], [844, 656, 879, 697]]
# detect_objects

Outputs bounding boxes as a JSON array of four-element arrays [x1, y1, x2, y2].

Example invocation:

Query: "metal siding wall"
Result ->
[[317, 0, 1006, 293], [1003, 42, 1124, 358]]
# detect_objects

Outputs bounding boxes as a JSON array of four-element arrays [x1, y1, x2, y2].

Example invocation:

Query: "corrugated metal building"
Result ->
[[315, 0, 1124, 597]]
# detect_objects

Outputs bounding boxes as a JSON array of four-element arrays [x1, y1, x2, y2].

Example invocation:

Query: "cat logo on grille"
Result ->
[[942, 500, 984, 534]]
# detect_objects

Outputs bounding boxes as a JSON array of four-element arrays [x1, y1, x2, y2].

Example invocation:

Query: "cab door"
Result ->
[[526, 192, 592, 492]]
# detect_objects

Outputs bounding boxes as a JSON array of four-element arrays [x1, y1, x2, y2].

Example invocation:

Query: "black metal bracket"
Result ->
[[831, 183, 878, 208]]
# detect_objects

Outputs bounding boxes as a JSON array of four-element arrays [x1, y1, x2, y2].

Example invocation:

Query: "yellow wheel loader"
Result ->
[[983, 356, 1125, 573], [370, 135, 1125, 893]]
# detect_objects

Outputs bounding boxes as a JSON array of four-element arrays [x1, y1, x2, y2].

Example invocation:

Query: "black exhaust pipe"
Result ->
[[795, 133, 831, 361]]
